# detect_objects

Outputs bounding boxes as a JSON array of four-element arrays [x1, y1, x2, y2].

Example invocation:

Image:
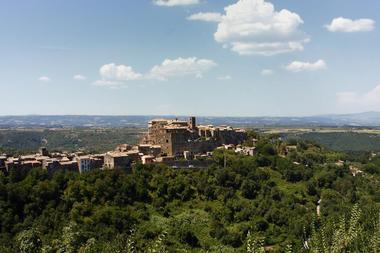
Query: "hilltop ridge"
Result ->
[[1, 112, 380, 128]]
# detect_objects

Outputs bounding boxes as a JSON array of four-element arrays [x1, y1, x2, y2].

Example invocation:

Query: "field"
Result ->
[[2, 127, 380, 155], [259, 127, 380, 152], [0, 127, 143, 154]]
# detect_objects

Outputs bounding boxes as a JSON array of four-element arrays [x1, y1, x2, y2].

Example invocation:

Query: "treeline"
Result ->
[[0, 135, 379, 252], [291, 132, 380, 152], [0, 128, 142, 154]]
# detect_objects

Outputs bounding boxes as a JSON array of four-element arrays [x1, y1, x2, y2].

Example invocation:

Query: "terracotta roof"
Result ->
[[23, 161, 41, 165], [60, 161, 77, 165], [142, 155, 155, 159], [106, 151, 130, 158]]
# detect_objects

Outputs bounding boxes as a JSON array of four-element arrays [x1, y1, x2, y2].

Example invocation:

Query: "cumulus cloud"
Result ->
[[337, 85, 380, 110], [261, 69, 274, 75], [153, 0, 200, 7], [38, 76, 51, 82], [190, 0, 308, 56], [326, 17, 375, 32], [73, 74, 87, 81], [100, 63, 143, 81], [93, 63, 143, 88], [148, 57, 217, 80], [94, 57, 217, 88], [188, 12, 222, 22], [285, 59, 327, 72]]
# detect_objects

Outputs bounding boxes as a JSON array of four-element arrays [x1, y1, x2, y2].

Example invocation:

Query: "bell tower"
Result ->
[[188, 116, 196, 130]]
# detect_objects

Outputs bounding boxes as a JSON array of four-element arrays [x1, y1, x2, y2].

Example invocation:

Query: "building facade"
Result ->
[[142, 117, 247, 156]]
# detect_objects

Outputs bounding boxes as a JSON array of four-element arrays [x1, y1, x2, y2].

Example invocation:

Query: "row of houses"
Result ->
[[0, 141, 259, 174], [0, 141, 205, 174], [0, 150, 106, 174], [0, 144, 161, 174]]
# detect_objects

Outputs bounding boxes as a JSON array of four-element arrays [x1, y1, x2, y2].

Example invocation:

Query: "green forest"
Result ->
[[289, 132, 380, 152], [0, 134, 379, 252], [2, 128, 380, 155], [0, 128, 142, 154]]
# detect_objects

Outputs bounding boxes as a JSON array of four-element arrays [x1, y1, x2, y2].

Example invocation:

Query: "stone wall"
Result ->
[[143, 117, 247, 156]]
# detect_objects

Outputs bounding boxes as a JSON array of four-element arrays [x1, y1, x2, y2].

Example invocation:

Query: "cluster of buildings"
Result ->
[[141, 117, 247, 157], [0, 147, 105, 174], [0, 117, 249, 174]]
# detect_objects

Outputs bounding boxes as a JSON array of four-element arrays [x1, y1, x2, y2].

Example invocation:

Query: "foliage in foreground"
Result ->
[[246, 205, 380, 253], [15, 205, 380, 252], [1, 135, 380, 252]]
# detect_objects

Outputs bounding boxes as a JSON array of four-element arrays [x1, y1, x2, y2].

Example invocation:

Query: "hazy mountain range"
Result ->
[[0, 112, 379, 128]]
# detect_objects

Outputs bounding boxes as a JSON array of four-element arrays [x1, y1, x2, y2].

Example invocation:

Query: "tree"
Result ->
[[241, 179, 260, 199], [16, 228, 42, 253], [246, 231, 265, 253]]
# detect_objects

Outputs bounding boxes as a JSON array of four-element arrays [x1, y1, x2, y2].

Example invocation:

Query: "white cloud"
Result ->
[[188, 12, 222, 22], [148, 57, 217, 80], [94, 57, 217, 88], [218, 75, 232, 80], [337, 85, 380, 110], [38, 76, 51, 82], [261, 69, 274, 75], [285, 59, 327, 72], [326, 17, 375, 32], [153, 0, 200, 7], [73, 74, 87, 81], [93, 63, 142, 88], [230, 39, 309, 56], [195, 0, 308, 56], [100, 63, 143, 81]]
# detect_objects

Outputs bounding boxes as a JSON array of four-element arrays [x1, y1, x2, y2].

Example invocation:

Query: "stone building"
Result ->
[[137, 144, 162, 157], [141, 117, 247, 156], [5, 157, 43, 173], [75, 155, 103, 173], [59, 161, 79, 172], [115, 144, 132, 152], [43, 159, 79, 174], [39, 147, 49, 156], [104, 151, 133, 170], [141, 155, 155, 164], [4, 153, 52, 173]]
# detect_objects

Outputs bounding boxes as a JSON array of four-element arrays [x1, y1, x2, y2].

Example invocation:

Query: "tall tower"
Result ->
[[188, 116, 196, 130]]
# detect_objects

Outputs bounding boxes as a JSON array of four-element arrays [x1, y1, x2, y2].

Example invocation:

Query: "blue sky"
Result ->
[[0, 0, 379, 116]]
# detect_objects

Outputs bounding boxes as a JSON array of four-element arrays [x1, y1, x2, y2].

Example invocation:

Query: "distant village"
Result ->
[[0, 117, 256, 174]]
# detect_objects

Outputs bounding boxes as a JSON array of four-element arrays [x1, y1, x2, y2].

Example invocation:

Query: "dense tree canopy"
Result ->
[[0, 136, 379, 252]]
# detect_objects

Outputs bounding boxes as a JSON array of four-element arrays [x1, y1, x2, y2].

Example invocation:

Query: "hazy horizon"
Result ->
[[0, 111, 379, 118]]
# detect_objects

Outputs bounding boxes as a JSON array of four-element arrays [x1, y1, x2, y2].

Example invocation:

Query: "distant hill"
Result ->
[[0, 112, 380, 128]]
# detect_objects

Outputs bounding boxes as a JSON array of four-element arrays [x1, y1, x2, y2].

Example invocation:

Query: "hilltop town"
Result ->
[[0, 117, 255, 174]]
